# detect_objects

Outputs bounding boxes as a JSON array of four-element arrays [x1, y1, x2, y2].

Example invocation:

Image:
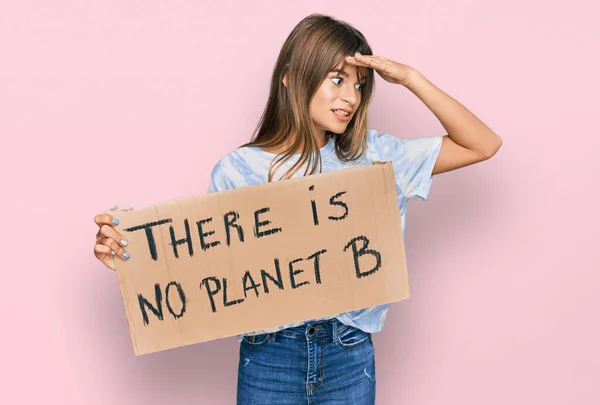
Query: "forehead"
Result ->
[[330, 61, 367, 81]]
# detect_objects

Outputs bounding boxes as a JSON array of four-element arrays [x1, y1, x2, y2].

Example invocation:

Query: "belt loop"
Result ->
[[331, 319, 338, 343]]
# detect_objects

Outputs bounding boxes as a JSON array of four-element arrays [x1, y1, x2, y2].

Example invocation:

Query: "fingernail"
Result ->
[[356, 51, 362, 56], [112, 218, 119, 225], [121, 239, 128, 246], [111, 250, 115, 255], [347, 55, 353, 59], [123, 252, 130, 259]]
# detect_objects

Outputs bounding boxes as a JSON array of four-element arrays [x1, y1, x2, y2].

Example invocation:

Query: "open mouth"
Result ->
[[332, 109, 351, 120]]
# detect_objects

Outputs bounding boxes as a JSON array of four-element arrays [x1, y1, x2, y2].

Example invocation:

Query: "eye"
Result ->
[[331, 77, 364, 92]]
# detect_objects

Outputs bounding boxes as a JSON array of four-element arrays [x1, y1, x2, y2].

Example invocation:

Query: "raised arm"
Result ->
[[404, 71, 503, 175], [346, 52, 503, 176]]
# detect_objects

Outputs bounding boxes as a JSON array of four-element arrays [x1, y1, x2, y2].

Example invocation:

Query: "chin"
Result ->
[[316, 120, 349, 135], [324, 122, 347, 131], [331, 125, 350, 135]]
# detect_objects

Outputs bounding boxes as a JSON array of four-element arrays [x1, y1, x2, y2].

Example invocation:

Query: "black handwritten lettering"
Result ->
[[223, 277, 245, 307], [261, 258, 284, 293], [306, 249, 327, 284], [242, 270, 261, 298], [200, 277, 221, 313], [309, 185, 319, 225], [253, 207, 282, 238], [169, 218, 193, 259], [138, 283, 163, 325], [328, 191, 348, 221], [165, 281, 186, 319], [224, 211, 244, 246], [196, 217, 221, 251], [343, 236, 381, 278], [289, 257, 309, 289], [124, 219, 172, 261]]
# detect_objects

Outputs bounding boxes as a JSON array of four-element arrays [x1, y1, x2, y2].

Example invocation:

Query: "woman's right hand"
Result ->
[[93, 206, 132, 271]]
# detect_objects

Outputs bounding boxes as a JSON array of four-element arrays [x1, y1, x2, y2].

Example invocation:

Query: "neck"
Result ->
[[314, 130, 328, 149], [300, 131, 328, 153]]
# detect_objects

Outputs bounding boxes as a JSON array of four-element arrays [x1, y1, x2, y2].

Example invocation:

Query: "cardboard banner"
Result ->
[[113, 161, 410, 355]]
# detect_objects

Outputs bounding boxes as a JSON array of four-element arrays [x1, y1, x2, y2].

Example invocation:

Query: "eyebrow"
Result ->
[[330, 68, 349, 77]]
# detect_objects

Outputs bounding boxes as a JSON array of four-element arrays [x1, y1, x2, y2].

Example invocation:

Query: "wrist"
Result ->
[[404, 69, 426, 89]]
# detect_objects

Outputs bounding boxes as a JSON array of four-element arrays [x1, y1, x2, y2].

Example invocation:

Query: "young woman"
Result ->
[[93, 13, 501, 405]]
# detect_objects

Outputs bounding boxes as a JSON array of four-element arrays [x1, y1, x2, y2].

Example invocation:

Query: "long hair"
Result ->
[[239, 13, 376, 182]]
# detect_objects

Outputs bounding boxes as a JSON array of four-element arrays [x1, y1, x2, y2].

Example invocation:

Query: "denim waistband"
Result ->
[[274, 318, 351, 340]]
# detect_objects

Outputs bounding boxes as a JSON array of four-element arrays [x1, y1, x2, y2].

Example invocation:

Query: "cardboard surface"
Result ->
[[113, 161, 410, 355]]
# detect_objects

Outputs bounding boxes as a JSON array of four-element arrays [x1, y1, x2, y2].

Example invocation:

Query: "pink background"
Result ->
[[1, 1, 598, 404]]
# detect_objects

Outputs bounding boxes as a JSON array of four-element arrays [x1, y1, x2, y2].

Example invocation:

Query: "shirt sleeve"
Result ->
[[206, 159, 235, 193], [369, 129, 444, 201]]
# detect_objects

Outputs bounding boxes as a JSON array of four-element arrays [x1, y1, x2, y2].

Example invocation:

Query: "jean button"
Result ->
[[308, 327, 315, 335]]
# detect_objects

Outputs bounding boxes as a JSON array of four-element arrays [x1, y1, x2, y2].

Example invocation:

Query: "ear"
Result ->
[[282, 63, 290, 88]]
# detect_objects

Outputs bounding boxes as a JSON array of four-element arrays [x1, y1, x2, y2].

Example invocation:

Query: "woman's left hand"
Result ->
[[346, 52, 420, 87]]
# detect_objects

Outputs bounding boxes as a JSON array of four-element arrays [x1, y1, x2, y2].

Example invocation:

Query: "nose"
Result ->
[[340, 85, 358, 106]]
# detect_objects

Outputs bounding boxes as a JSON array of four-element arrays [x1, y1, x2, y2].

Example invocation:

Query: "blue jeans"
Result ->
[[237, 319, 376, 404]]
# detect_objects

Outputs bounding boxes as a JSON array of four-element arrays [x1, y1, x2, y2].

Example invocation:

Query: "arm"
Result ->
[[405, 71, 503, 176]]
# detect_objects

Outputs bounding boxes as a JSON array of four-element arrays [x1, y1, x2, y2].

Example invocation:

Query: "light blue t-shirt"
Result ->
[[207, 128, 444, 341]]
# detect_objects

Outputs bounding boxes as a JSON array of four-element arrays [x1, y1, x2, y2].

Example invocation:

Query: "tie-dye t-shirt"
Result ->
[[207, 128, 444, 342]]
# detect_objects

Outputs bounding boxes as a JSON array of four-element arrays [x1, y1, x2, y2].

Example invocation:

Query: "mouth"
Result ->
[[332, 109, 352, 121]]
